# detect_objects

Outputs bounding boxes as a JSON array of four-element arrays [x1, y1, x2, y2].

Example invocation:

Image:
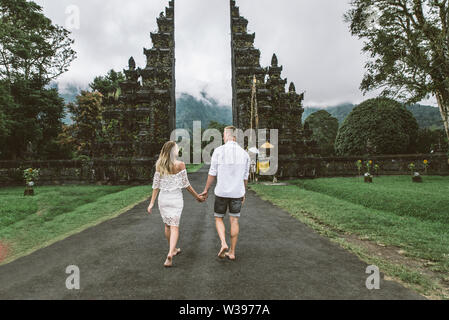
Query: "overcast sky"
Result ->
[[35, 0, 435, 107]]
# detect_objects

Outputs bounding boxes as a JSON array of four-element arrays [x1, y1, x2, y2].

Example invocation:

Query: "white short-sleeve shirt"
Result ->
[[209, 141, 250, 199]]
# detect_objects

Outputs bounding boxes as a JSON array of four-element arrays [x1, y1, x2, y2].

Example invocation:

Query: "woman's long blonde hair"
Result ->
[[156, 141, 178, 176]]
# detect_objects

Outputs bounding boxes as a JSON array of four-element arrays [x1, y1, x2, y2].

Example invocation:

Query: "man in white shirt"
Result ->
[[201, 126, 250, 261]]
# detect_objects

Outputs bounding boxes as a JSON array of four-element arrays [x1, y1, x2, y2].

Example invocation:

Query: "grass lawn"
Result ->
[[0, 184, 152, 265], [251, 176, 449, 299]]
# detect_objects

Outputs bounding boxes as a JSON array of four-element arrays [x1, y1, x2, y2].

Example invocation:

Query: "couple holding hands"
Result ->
[[147, 126, 250, 267]]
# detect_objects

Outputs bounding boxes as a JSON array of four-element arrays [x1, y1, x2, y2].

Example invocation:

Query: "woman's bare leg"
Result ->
[[165, 224, 180, 258], [164, 226, 179, 267], [164, 224, 171, 244]]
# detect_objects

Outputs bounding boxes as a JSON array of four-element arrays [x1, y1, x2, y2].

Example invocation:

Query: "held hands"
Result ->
[[196, 193, 206, 203], [199, 190, 209, 201], [196, 190, 208, 203]]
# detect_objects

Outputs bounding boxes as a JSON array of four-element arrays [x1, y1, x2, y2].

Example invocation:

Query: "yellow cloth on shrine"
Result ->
[[258, 161, 270, 173], [260, 142, 275, 149]]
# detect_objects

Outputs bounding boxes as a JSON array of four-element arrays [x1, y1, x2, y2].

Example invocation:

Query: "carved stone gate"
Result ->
[[95, 0, 308, 181]]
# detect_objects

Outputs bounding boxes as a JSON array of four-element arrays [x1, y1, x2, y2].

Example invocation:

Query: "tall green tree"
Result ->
[[89, 69, 125, 104], [0, 81, 14, 156], [67, 91, 104, 158], [0, 0, 76, 85], [0, 0, 76, 160], [1, 80, 67, 160], [345, 0, 449, 141], [304, 110, 339, 156]]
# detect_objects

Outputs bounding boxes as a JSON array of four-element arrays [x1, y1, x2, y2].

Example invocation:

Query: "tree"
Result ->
[[89, 69, 125, 104], [34, 87, 68, 160], [302, 122, 319, 155], [335, 97, 419, 155], [0, 80, 13, 140], [0, 0, 76, 86], [416, 127, 448, 153], [304, 110, 339, 156], [3, 81, 67, 160], [0, 0, 76, 160], [345, 0, 449, 141], [67, 91, 104, 158], [55, 124, 78, 160], [0, 98, 12, 158]]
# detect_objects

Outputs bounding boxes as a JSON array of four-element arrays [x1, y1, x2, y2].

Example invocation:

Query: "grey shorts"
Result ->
[[214, 196, 243, 218]]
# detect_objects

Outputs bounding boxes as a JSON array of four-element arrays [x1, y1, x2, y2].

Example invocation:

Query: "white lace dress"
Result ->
[[152, 169, 191, 227]]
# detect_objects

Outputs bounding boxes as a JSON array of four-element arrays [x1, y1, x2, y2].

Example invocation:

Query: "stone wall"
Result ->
[[278, 153, 449, 178], [1, 154, 447, 187], [0, 158, 157, 187]]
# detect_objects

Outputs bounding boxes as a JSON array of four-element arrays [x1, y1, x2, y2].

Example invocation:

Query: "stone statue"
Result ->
[[128, 57, 136, 70], [289, 82, 296, 93], [271, 54, 278, 67]]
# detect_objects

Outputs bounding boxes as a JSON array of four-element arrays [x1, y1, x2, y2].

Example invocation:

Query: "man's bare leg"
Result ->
[[226, 216, 239, 260], [215, 217, 228, 258]]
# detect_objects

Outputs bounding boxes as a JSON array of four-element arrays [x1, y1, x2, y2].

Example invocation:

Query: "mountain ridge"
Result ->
[[304, 103, 443, 129]]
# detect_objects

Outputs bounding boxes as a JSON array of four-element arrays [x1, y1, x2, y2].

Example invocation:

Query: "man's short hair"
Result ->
[[224, 126, 237, 138]]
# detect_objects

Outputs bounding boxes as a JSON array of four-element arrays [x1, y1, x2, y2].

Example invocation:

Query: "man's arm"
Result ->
[[242, 179, 248, 205], [242, 153, 250, 204], [202, 175, 216, 198]]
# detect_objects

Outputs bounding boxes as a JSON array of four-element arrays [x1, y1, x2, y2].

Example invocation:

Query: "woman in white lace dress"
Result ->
[[147, 141, 204, 267]]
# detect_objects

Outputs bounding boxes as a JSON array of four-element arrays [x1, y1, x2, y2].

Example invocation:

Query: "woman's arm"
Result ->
[[176, 161, 202, 202], [148, 171, 161, 215], [186, 185, 204, 202], [147, 188, 160, 214]]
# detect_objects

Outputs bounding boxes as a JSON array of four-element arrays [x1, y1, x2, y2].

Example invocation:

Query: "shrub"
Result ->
[[335, 97, 419, 155], [304, 110, 339, 156]]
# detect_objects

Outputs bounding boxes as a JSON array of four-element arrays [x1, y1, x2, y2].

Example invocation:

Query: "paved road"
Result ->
[[0, 166, 423, 299]]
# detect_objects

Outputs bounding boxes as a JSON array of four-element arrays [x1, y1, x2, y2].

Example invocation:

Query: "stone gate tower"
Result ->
[[230, 0, 306, 160], [102, 0, 176, 159]]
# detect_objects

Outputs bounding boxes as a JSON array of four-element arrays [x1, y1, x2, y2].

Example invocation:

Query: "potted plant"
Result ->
[[364, 172, 373, 183], [23, 168, 40, 196], [412, 172, 423, 183], [364, 160, 373, 182], [423, 159, 429, 175], [366, 160, 373, 173]]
